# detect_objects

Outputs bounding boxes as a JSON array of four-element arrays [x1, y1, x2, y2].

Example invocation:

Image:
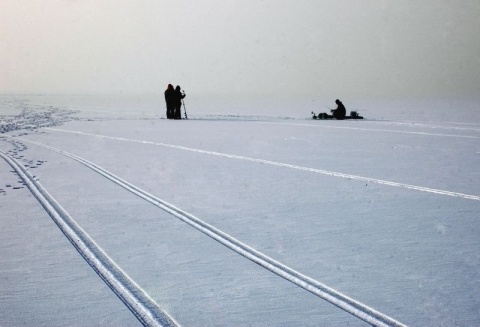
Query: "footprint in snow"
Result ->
[[434, 221, 449, 235]]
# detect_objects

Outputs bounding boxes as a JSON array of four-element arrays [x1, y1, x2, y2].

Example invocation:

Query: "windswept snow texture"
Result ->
[[1, 94, 480, 326]]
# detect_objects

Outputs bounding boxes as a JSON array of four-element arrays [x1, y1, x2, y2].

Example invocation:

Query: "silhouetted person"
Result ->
[[173, 85, 186, 119], [164, 84, 175, 119], [331, 99, 346, 120]]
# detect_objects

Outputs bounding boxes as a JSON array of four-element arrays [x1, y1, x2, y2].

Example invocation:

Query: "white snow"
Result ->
[[1, 94, 479, 326]]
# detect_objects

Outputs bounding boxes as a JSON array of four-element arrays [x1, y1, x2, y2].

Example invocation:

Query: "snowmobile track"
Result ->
[[14, 137, 407, 327], [0, 150, 178, 327], [257, 121, 480, 139], [45, 128, 480, 201]]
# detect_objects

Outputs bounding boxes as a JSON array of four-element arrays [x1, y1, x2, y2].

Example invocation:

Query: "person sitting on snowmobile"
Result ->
[[331, 99, 346, 120]]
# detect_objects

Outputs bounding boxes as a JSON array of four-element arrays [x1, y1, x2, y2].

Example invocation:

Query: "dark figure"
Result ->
[[331, 99, 346, 120], [173, 85, 186, 119], [164, 84, 175, 119]]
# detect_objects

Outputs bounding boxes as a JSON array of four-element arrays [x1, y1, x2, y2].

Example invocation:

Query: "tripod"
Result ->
[[181, 93, 188, 119]]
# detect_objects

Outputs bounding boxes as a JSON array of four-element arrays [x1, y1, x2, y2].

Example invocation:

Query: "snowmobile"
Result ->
[[311, 111, 363, 120]]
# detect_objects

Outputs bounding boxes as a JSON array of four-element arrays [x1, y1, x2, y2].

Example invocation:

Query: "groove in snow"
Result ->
[[45, 128, 480, 201], [16, 138, 408, 327], [256, 121, 480, 139], [0, 150, 179, 327]]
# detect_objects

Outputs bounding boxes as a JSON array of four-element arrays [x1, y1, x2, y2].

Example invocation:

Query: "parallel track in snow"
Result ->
[[15, 137, 407, 327], [256, 121, 480, 138], [0, 150, 178, 327], [46, 128, 480, 201]]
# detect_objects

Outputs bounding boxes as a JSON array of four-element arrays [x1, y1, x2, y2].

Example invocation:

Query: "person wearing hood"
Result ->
[[331, 99, 346, 120], [173, 85, 186, 119], [164, 84, 175, 119]]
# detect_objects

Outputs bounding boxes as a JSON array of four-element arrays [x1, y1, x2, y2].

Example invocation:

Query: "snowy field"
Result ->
[[1, 94, 479, 326]]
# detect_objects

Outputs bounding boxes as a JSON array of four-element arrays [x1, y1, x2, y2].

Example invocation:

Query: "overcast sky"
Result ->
[[1, 0, 479, 98]]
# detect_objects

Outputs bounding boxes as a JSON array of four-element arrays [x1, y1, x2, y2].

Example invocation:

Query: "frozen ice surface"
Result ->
[[1, 94, 479, 326]]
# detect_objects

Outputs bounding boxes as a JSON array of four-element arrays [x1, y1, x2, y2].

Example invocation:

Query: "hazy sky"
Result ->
[[1, 0, 479, 98]]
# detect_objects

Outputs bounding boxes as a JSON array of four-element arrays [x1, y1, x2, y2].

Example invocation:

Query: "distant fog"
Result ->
[[1, 1, 479, 98]]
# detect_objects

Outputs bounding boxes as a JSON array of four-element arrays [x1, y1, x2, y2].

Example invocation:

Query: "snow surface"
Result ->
[[1, 94, 479, 326]]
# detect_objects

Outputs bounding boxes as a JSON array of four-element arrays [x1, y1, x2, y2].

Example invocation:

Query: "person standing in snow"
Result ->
[[331, 99, 346, 120], [164, 84, 175, 119], [173, 85, 186, 119]]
